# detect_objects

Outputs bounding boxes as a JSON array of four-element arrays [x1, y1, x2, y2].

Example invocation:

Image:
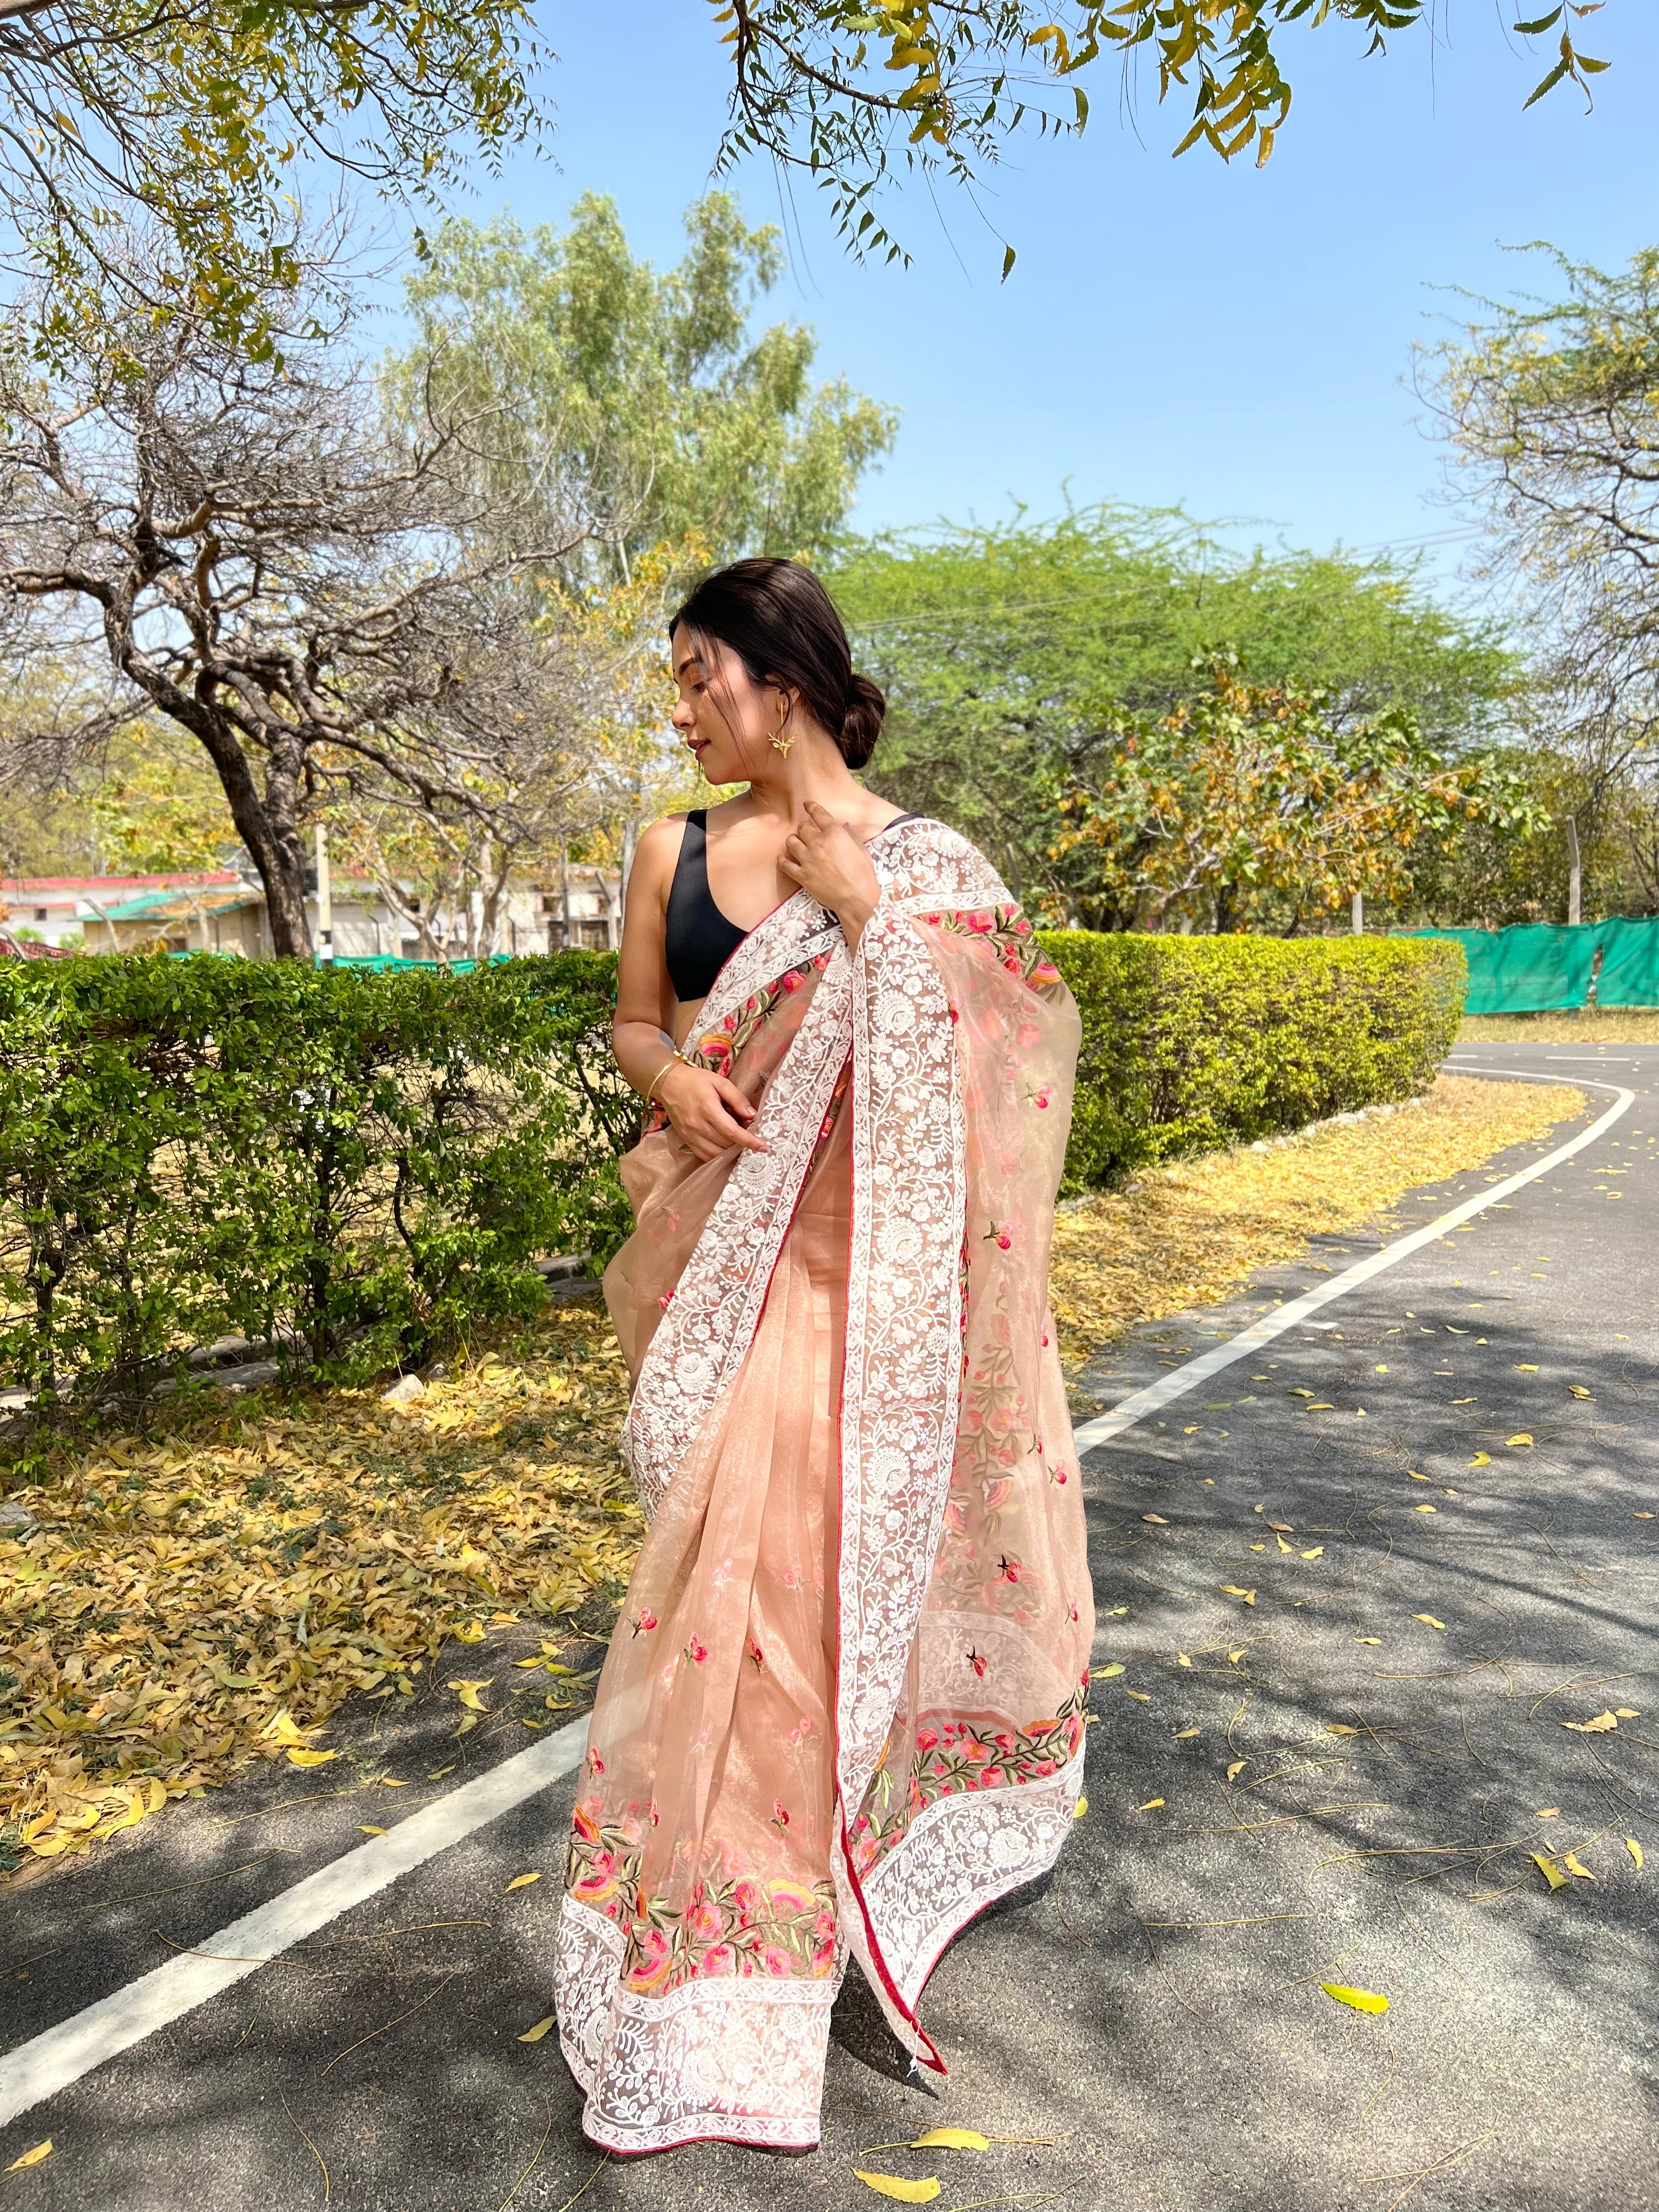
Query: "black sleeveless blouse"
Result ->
[[664, 808, 922, 1003]]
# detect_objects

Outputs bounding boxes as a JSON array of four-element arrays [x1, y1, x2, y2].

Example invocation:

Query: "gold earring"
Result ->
[[769, 698, 794, 758]]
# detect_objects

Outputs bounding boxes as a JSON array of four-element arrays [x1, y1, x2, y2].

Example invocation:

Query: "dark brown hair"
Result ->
[[670, 557, 886, 770]]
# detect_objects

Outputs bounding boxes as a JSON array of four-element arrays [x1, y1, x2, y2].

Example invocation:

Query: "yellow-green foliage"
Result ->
[[1039, 931, 1467, 1190]]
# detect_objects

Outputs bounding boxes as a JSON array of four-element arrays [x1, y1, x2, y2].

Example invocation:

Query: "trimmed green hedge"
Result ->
[[1039, 930, 1468, 1191], [0, 932, 1465, 1442], [0, 953, 631, 1431]]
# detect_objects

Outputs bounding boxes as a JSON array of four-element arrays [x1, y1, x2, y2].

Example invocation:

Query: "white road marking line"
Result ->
[[0, 1712, 591, 2129], [1071, 1073, 1635, 1455]]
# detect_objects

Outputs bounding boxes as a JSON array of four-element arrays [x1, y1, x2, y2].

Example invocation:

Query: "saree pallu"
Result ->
[[554, 819, 1093, 2154]]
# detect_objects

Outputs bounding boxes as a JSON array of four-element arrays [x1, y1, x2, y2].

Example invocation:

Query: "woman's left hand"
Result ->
[[778, 800, 881, 946]]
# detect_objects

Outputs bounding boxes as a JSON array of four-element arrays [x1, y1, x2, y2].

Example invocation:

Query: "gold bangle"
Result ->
[[644, 1053, 682, 1103]]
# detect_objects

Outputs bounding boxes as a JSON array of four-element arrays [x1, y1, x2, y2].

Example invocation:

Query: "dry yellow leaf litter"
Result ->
[[1048, 1076, 1583, 1360], [0, 1306, 635, 1872]]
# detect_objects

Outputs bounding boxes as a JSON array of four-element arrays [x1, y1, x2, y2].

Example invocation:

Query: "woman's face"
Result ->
[[670, 626, 785, 785]]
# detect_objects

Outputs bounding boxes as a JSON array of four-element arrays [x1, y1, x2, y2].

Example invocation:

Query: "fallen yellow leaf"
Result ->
[[1536, 1808, 1560, 1819], [1276, 1536, 1293, 1553], [1173, 1727, 1199, 1739], [358, 1825, 387, 1837], [1616, 1707, 1641, 1718], [1300, 1547, 1325, 1559], [1267, 1521, 1294, 1532], [1228, 1647, 1246, 1662], [428, 1765, 456, 1780], [518, 2016, 556, 2043], [1226, 1760, 1246, 1781], [1515, 1364, 1538, 1372], [448, 1679, 491, 1712], [1407, 1470, 1429, 1480], [5, 2141, 52, 2171], [1414, 1615, 1445, 1630], [1073, 1795, 1088, 1820], [1568, 1384, 1593, 1399], [1139, 1797, 1165, 1810], [505, 1871, 541, 1892], [453, 1621, 486, 1643], [1176, 1653, 1192, 1667], [1141, 1514, 1169, 1525], [1355, 1636, 1380, 1644], [1563, 1852, 1596, 1881], [1505, 1435, 1533, 1448], [260, 1708, 309, 1746], [1626, 1838, 1644, 1870], [1126, 1689, 1151, 1702], [1320, 1983, 1388, 2015], [379, 1777, 409, 1787], [911, 2128, 990, 2151], [854, 2174, 940, 2203], [1221, 1585, 1256, 1604], [1532, 1853, 1567, 1891], [1468, 1453, 1491, 1468], [1328, 1724, 1360, 1736], [1091, 1662, 1125, 1679], [1562, 1711, 1618, 1733], [286, 1747, 338, 1768], [1413, 1505, 1438, 1514]]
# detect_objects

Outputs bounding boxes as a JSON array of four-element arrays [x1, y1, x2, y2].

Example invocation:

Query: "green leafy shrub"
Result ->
[[0, 952, 631, 1432], [1039, 931, 1468, 1191]]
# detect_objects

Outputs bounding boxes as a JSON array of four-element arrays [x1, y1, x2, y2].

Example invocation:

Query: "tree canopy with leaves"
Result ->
[[1045, 659, 1542, 932], [0, 1, 542, 357], [392, 193, 897, 585], [836, 509, 1517, 901], [714, 1, 1618, 267]]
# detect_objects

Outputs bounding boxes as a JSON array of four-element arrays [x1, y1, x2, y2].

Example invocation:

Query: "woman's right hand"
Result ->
[[656, 1060, 771, 1162]]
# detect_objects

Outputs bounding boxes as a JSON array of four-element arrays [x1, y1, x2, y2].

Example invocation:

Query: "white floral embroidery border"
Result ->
[[555, 1895, 836, 2153], [859, 1743, 1086, 2007]]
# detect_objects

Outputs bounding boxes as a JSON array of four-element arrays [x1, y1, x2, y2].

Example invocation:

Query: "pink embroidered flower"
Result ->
[[1041, 1329, 1051, 1347], [1035, 1757, 1056, 1778], [701, 1943, 737, 1977], [647, 1799, 661, 1827], [947, 1001, 960, 1024], [732, 1877, 763, 1921], [1068, 1601, 1080, 1624], [630, 1610, 657, 1635], [1031, 1086, 1051, 1110], [998, 1554, 1023, 1583], [1016, 1021, 1042, 1049], [1051, 1464, 1069, 1485], [978, 1765, 1006, 1788], [658, 1290, 674, 1310], [811, 1932, 837, 1970], [760, 1946, 793, 1978], [747, 1637, 764, 1671], [687, 1898, 725, 1944], [771, 1799, 791, 1830], [943, 1496, 967, 1537], [994, 1730, 1017, 1753], [1003, 953, 1023, 975], [781, 968, 802, 991], [966, 911, 995, 933], [588, 1749, 606, 1777], [788, 1715, 814, 1745], [968, 1647, 989, 1679], [983, 1219, 1013, 1250], [685, 1636, 708, 1665], [916, 1726, 940, 1752], [983, 1476, 1013, 1512], [770, 1879, 813, 1915], [780, 1560, 804, 1589], [659, 1660, 677, 1689]]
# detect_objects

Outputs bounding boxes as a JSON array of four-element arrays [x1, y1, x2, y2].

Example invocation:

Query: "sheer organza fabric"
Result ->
[[555, 820, 1093, 2154]]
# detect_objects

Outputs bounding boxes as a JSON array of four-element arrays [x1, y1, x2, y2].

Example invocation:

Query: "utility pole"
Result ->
[[560, 844, 573, 952], [1351, 891, 1364, 935], [1566, 817, 1582, 928], [314, 823, 334, 965]]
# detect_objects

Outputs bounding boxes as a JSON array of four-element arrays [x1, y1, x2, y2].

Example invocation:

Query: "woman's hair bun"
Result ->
[[840, 671, 886, 770]]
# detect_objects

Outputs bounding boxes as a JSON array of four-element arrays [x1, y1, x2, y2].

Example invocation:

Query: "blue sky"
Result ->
[[417, 3, 1657, 579]]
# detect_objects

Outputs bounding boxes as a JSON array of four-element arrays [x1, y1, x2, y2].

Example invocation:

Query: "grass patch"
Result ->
[[1459, 1009, 1659, 1042], [1047, 1074, 1585, 1361], [0, 1305, 635, 1869]]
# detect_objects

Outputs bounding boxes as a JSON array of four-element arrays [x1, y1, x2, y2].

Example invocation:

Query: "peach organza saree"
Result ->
[[554, 819, 1094, 2153]]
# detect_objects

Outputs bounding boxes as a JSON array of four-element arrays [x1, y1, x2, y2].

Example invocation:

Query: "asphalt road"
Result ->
[[2, 1041, 1655, 2212]]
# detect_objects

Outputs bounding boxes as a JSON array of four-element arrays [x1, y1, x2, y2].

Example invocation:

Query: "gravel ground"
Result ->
[[1, 1042, 1654, 2212]]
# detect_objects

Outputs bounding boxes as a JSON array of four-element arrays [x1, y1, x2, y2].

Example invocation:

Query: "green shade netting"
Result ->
[[1409, 925, 1598, 1014], [1592, 917, 1659, 1008]]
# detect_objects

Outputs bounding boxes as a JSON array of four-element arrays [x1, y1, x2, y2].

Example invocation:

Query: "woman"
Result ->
[[554, 558, 1093, 2154]]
